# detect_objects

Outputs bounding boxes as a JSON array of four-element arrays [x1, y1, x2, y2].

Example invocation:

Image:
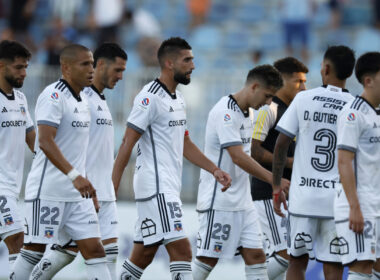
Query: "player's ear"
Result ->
[[363, 75, 373, 88], [165, 58, 174, 70]]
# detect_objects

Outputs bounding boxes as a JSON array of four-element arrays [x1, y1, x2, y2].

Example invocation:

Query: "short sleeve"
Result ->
[[36, 91, 63, 128], [252, 104, 275, 141], [25, 101, 34, 133], [337, 110, 362, 152], [127, 93, 157, 134], [276, 97, 299, 138], [216, 111, 242, 148]]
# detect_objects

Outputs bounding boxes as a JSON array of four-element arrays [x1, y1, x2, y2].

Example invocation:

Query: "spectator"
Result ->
[[187, 0, 211, 31]]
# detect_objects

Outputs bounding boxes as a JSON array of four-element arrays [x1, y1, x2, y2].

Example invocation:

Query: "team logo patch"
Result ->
[[141, 218, 156, 238], [141, 98, 150, 106], [20, 106, 26, 115], [347, 113, 355, 121], [174, 221, 183, 231], [50, 92, 59, 100], [214, 243, 222, 252], [4, 216, 13, 225], [44, 229, 54, 238], [224, 114, 231, 121]]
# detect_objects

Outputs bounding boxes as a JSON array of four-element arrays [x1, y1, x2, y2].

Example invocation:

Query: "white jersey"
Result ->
[[336, 96, 380, 217], [0, 89, 34, 198], [82, 86, 115, 201], [197, 95, 254, 212], [127, 79, 187, 201], [25, 79, 90, 202], [276, 85, 354, 218]]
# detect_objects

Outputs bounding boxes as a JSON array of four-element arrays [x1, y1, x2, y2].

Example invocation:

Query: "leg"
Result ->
[[347, 261, 373, 279], [373, 259, 380, 279], [166, 238, 193, 280], [286, 254, 309, 280], [267, 250, 289, 280], [192, 256, 218, 280], [11, 243, 46, 279], [103, 237, 118, 279], [323, 262, 344, 280], [3, 231, 24, 268], [240, 248, 269, 280]]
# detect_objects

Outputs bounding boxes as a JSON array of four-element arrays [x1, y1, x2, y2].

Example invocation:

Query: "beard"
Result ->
[[5, 74, 23, 88], [174, 71, 191, 85]]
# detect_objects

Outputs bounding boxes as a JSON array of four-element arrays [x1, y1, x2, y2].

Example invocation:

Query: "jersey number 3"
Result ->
[[311, 129, 336, 172]]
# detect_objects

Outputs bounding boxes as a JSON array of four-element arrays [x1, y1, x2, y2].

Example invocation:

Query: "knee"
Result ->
[[168, 241, 192, 262], [4, 232, 24, 254], [83, 242, 106, 259], [289, 254, 309, 268], [242, 249, 266, 265]]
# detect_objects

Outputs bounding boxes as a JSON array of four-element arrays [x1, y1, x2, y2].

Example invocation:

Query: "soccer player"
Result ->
[[11, 44, 112, 279], [28, 43, 127, 279], [0, 40, 35, 276], [250, 57, 308, 280], [193, 65, 289, 280], [334, 52, 380, 280], [112, 37, 231, 280], [272, 45, 356, 280]]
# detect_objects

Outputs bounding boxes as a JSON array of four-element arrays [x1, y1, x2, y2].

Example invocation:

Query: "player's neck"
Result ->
[[158, 73, 177, 94], [92, 79, 104, 93], [233, 90, 249, 112], [362, 91, 380, 109], [0, 77, 13, 94], [62, 76, 83, 96], [275, 89, 291, 106], [323, 78, 346, 90]]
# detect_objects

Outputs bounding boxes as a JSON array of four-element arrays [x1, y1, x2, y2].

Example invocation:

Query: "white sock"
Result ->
[[273, 272, 286, 280], [192, 258, 213, 280], [85, 257, 112, 280], [30, 244, 77, 279], [348, 271, 372, 280], [104, 243, 118, 280], [372, 270, 380, 280], [120, 259, 144, 280], [8, 253, 18, 271], [10, 249, 43, 279], [245, 263, 269, 280], [267, 254, 288, 280], [170, 261, 193, 280]]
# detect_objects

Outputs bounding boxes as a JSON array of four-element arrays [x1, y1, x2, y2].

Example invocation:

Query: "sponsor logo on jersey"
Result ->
[[74, 107, 79, 113], [4, 216, 13, 225], [20, 106, 26, 115], [1, 120, 26, 127], [369, 136, 380, 143], [71, 121, 90, 128], [169, 106, 174, 112], [50, 92, 59, 100], [141, 98, 150, 106], [174, 221, 183, 231], [96, 118, 112, 126], [214, 243, 223, 252], [224, 114, 231, 121], [97, 105, 102, 111], [44, 229, 54, 238], [168, 119, 186, 127], [240, 124, 244, 130], [299, 177, 336, 189], [1, 107, 7, 113], [347, 113, 355, 121]]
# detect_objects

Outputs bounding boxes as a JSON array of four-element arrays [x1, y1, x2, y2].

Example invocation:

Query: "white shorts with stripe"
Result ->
[[0, 195, 23, 240], [253, 199, 288, 256], [196, 207, 263, 259], [134, 193, 186, 246], [287, 215, 341, 262], [24, 199, 101, 244]]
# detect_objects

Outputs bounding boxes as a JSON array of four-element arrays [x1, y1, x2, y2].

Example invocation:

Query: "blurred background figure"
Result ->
[[187, 0, 211, 31]]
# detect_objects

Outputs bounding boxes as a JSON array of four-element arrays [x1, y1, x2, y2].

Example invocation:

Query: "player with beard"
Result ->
[[112, 37, 231, 280], [0, 40, 35, 277], [28, 43, 127, 280]]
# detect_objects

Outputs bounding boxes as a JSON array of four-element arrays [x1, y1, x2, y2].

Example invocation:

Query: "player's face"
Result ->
[[283, 72, 307, 98], [70, 51, 94, 88], [172, 49, 194, 85], [250, 83, 276, 110], [103, 57, 127, 89], [2, 57, 28, 88]]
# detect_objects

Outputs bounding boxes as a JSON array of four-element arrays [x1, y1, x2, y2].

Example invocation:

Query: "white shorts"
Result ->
[[0, 195, 23, 240], [98, 201, 118, 240], [196, 207, 263, 259], [287, 215, 341, 263], [24, 199, 101, 244], [254, 199, 287, 256], [134, 193, 186, 246]]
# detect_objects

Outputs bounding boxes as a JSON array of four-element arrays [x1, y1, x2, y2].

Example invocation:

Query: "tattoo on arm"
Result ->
[[272, 147, 288, 186], [251, 141, 265, 161]]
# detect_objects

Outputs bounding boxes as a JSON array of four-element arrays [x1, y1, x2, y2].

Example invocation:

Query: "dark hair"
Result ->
[[323, 45, 355, 80], [355, 52, 380, 85], [93, 42, 128, 67], [0, 40, 31, 61], [157, 37, 191, 66], [274, 57, 309, 75], [246, 65, 283, 91]]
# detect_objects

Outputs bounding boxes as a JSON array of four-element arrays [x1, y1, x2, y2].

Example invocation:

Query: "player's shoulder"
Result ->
[[81, 86, 94, 97], [40, 80, 71, 101], [343, 96, 374, 116], [13, 89, 27, 101]]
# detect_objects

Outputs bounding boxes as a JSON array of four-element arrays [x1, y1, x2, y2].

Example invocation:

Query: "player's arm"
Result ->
[[38, 124, 96, 198], [251, 139, 293, 168], [338, 149, 363, 233], [183, 135, 231, 191], [112, 127, 141, 195], [25, 128, 36, 152]]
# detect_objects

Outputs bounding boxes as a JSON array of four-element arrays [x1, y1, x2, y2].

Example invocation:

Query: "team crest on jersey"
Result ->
[[347, 113, 356, 121], [4, 216, 13, 225], [174, 221, 183, 231], [50, 92, 59, 100], [44, 229, 54, 238], [224, 114, 231, 121], [141, 98, 150, 106], [20, 106, 26, 115], [214, 243, 223, 252]]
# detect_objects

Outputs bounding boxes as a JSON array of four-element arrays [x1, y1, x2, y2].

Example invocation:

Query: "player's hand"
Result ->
[[280, 178, 290, 193], [213, 168, 232, 192], [349, 204, 364, 233], [92, 196, 100, 213], [73, 176, 96, 198], [273, 190, 288, 217]]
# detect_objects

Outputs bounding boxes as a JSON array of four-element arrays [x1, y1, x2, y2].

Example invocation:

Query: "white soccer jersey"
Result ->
[[82, 86, 115, 201], [336, 96, 380, 217], [127, 79, 187, 201], [0, 89, 33, 198], [197, 95, 254, 212], [276, 85, 354, 218], [25, 79, 90, 202]]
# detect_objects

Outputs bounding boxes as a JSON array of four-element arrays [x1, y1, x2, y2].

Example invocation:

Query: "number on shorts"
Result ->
[[0, 196, 10, 213], [364, 220, 375, 239], [40, 206, 60, 225], [167, 202, 182, 219], [211, 223, 231, 241]]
